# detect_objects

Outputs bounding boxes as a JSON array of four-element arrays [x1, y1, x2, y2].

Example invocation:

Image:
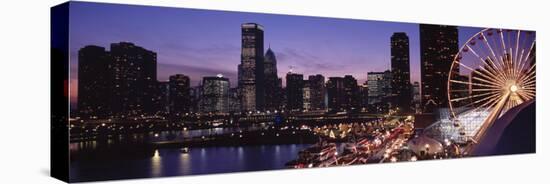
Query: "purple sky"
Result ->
[[68, 2, 482, 101]]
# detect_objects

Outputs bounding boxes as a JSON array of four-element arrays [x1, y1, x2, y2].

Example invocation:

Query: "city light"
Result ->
[[65, 5, 536, 180]]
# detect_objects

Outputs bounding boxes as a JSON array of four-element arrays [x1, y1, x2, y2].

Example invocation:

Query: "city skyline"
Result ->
[[53, 2, 536, 182], [68, 2, 481, 103]]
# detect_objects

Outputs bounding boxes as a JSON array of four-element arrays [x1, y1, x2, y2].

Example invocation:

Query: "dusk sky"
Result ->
[[68, 2, 482, 102]]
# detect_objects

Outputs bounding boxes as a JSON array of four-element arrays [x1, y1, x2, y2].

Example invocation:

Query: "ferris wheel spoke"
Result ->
[[522, 81, 536, 88], [480, 32, 502, 68], [488, 30, 510, 81], [450, 90, 499, 102], [450, 88, 495, 93], [471, 76, 500, 86], [518, 63, 536, 84], [520, 74, 536, 86], [450, 79, 501, 89], [514, 31, 530, 78], [465, 45, 507, 84], [514, 30, 521, 70], [473, 92, 501, 106], [475, 93, 502, 111], [518, 50, 535, 76], [453, 93, 500, 114], [483, 57, 508, 84], [523, 41, 536, 65], [453, 60, 504, 85], [517, 91, 534, 100], [522, 92, 536, 100], [499, 30, 514, 81], [522, 80, 536, 88], [507, 47, 514, 78], [515, 49, 526, 78]]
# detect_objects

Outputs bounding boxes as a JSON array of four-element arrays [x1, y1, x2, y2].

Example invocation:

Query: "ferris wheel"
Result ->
[[447, 28, 536, 143]]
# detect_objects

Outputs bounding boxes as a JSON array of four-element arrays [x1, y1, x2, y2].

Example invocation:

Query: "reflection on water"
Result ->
[[151, 149, 162, 177], [70, 144, 310, 182]]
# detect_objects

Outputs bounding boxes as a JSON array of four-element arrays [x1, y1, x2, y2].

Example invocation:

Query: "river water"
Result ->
[[69, 128, 311, 182]]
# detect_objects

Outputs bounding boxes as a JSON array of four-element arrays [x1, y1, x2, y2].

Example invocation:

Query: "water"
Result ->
[[69, 144, 311, 182]]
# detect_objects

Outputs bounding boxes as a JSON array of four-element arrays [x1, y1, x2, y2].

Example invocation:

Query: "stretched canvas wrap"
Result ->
[[51, 1, 536, 183]]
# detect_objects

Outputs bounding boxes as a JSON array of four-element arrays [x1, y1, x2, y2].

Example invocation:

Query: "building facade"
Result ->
[[327, 77, 345, 111], [77, 45, 111, 118], [391, 32, 412, 113], [308, 74, 326, 110], [343, 75, 359, 110], [239, 23, 265, 112], [286, 72, 304, 112], [367, 71, 392, 112], [419, 24, 458, 112], [264, 47, 281, 111], [168, 74, 191, 116], [201, 75, 230, 113]]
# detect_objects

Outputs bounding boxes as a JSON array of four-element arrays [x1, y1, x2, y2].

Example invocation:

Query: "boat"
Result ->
[[180, 147, 189, 154]]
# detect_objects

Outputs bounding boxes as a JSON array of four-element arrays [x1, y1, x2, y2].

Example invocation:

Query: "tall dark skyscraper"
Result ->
[[264, 47, 281, 111], [157, 81, 170, 115], [285, 72, 304, 112], [109, 42, 158, 117], [419, 24, 458, 112], [359, 81, 369, 110], [201, 75, 230, 113], [343, 75, 359, 110], [327, 77, 345, 111], [308, 74, 326, 110], [391, 32, 412, 113], [168, 74, 190, 116], [239, 23, 265, 112], [77, 45, 110, 118]]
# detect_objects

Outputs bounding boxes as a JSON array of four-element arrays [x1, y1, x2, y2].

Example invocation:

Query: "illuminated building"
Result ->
[[391, 32, 412, 112], [201, 75, 230, 113], [239, 23, 265, 112], [419, 24, 458, 112]]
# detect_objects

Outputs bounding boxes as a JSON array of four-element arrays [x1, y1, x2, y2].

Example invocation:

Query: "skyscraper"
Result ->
[[77, 45, 110, 118], [239, 23, 265, 112], [367, 71, 392, 112], [302, 80, 311, 111], [412, 82, 421, 114], [228, 87, 241, 113], [308, 74, 326, 110], [419, 24, 458, 112], [343, 75, 359, 110], [286, 72, 304, 112], [109, 42, 158, 117], [157, 81, 170, 115], [327, 77, 345, 111], [201, 75, 230, 113], [359, 81, 369, 111], [264, 47, 281, 111], [168, 74, 190, 116], [391, 32, 412, 113]]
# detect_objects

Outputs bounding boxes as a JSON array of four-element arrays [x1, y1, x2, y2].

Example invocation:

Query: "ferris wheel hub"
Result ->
[[509, 84, 518, 92]]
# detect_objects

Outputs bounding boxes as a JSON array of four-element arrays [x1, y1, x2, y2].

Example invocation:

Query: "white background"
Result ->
[[0, 0, 547, 183]]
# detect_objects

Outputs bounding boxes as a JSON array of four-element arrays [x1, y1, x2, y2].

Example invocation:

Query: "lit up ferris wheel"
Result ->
[[447, 28, 536, 143]]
